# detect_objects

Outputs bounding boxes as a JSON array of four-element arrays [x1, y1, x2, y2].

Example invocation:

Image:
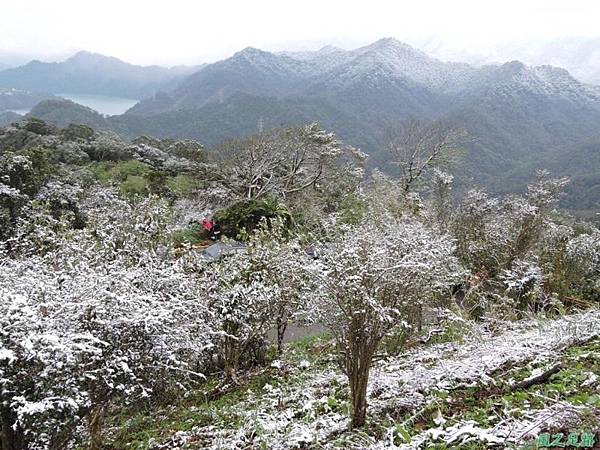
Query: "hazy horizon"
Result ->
[[1, 0, 600, 68]]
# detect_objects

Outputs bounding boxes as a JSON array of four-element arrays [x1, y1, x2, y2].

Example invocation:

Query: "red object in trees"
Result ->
[[202, 218, 213, 232]]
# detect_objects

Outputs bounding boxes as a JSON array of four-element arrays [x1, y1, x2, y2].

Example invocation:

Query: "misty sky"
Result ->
[[1, 0, 600, 66]]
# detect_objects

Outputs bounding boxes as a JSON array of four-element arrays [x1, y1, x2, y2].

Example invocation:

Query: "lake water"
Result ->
[[56, 93, 140, 116]]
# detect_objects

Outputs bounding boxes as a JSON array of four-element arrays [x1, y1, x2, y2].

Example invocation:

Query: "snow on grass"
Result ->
[[369, 309, 600, 408], [148, 310, 600, 449]]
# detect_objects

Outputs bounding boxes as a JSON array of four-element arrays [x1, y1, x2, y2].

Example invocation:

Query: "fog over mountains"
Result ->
[[2, 38, 599, 216], [431, 37, 600, 85]]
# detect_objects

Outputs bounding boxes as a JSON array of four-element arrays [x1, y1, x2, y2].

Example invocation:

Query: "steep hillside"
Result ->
[[108, 313, 600, 449], [127, 47, 314, 114], [27, 98, 108, 129]]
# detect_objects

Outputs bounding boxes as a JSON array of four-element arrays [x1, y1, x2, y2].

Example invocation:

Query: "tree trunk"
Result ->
[[0, 407, 24, 450], [276, 317, 288, 355], [87, 403, 105, 450], [223, 322, 241, 383], [348, 359, 371, 428]]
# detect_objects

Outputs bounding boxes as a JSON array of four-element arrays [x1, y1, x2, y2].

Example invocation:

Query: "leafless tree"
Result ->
[[385, 120, 466, 193], [213, 123, 365, 201]]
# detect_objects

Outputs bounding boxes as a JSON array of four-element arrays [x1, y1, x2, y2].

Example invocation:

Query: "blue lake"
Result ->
[[56, 93, 140, 116]]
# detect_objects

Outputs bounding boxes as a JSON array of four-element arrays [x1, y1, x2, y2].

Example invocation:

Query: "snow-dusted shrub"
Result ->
[[83, 131, 132, 161], [0, 182, 28, 240], [307, 216, 462, 427], [566, 229, 600, 298], [0, 190, 213, 449], [454, 173, 568, 276], [35, 180, 86, 229], [0, 149, 55, 240], [501, 259, 544, 310], [0, 151, 47, 197], [451, 173, 574, 315], [200, 219, 310, 379]]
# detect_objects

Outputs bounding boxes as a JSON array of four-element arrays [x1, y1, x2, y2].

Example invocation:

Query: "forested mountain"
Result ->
[[0, 87, 54, 112], [27, 98, 108, 129], [0, 51, 202, 98], [0, 111, 22, 127], [21, 39, 600, 215]]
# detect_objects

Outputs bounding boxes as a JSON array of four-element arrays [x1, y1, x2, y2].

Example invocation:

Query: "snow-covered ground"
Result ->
[[139, 309, 600, 449]]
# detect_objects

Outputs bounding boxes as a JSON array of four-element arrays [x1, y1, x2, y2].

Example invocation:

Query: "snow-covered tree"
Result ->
[[566, 228, 600, 298], [307, 216, 462, 428], [214, 123, 344, 200], [450, 172, 574, 315], [199, 219, 311, 380], [0, 191, 213, 450]]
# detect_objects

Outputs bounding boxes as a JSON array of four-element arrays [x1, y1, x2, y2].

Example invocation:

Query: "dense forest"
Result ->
[[0, 117, 598, 449]]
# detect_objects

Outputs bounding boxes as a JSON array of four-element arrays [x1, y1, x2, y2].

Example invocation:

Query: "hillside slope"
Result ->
[[107, 310, 600, 449]]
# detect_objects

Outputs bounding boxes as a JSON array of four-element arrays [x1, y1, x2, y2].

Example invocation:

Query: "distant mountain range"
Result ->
[[14, 38, 600, 216], [0, 51, 202, 99], [432, 37, 600, 86]]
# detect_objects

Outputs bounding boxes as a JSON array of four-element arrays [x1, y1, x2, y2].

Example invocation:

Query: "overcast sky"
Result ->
[[1, 0, 600, 66]]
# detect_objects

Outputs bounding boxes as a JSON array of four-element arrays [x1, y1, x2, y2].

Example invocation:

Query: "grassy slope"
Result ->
[[104, 311, 600, 450]]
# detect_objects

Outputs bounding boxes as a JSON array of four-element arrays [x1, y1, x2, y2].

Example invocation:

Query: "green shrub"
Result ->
[[167, 175, 200, 197], [146, 170, 170, 196], [167, 140, 208, 163], [119, 175, 148, 197], [171, 223, 204, 246], [90, 160, 152, 186], [89, 162, 114, 184], [338, 194, 366, 225], [213, 197, 293, 240], [21, 118, 56, 136], [61, 123, 95, 141], [110, 160, 151, 182]]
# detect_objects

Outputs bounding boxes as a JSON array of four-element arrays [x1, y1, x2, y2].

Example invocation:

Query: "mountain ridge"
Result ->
[[0, 51, 204, 99], [21, 38, 600, 215]]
